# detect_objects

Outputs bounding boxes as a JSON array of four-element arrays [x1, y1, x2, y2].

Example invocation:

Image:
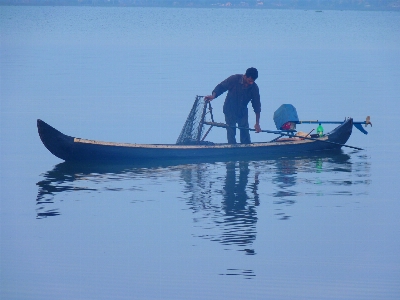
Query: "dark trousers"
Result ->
[[224, 110, 251, 144]]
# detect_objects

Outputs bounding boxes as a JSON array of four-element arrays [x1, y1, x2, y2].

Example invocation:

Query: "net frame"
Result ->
[[176, 96, 209, 145]]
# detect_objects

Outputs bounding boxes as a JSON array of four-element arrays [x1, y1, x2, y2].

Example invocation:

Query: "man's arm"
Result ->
[[205, 75, 235, 102], [251, 84, 261, 133], [254, 112, 261, 133]]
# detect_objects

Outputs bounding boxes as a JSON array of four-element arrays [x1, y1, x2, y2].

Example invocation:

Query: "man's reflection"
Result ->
[[181, 161, 259, 255], [221, 161, 259, 254]]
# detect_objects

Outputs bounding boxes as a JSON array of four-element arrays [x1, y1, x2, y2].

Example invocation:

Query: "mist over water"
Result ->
[[1, 6, 399, 300]]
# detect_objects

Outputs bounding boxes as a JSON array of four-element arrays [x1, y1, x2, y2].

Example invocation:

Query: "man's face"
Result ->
[[243, 75, 255, 86]]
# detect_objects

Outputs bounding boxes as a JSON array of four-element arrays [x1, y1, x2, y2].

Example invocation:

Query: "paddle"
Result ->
[[203, 121, 364, 151]]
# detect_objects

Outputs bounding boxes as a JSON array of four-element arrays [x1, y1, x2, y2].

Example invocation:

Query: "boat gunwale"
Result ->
[[73, 136, 323, 149]]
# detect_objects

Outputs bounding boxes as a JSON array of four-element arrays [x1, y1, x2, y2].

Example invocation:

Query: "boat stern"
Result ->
[[37, 119, 74, 161]]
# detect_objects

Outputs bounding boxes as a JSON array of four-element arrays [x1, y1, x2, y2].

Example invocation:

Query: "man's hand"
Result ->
[[204, 95, 215, 102], [254, 123, 261, 133]]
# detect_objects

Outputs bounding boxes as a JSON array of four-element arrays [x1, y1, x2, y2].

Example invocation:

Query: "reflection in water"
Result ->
[[181, 162, 259, 257], [179, 161, 260, 279], [270, 152, 372, 218], [36, 162, 161, 219], [222, 162, 259, 251], [36, 151, 371, 220], [219, 268, 256, 279], [36, 151, 371, 278]]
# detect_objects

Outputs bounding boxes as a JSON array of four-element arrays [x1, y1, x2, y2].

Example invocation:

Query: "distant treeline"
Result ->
[[1, 0, 400, 11]]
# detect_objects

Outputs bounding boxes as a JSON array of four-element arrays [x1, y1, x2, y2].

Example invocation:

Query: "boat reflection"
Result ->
[[36, 151, 370, 260], [36, 151, 363, 221]]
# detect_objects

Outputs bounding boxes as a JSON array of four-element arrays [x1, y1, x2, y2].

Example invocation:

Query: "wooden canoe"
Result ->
[[37, 118, 354, 162]]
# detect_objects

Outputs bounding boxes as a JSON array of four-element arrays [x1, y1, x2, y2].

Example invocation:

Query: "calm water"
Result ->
[[1, 6, 400, 300]]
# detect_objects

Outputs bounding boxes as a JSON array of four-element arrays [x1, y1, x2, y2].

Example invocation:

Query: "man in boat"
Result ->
[[205, 67, 261, 144]]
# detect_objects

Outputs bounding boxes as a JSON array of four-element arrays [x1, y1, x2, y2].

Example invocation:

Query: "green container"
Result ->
[[317, 123, 324, 137]]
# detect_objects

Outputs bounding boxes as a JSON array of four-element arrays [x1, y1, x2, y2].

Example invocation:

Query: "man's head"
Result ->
[[245, 67, 258, 81]]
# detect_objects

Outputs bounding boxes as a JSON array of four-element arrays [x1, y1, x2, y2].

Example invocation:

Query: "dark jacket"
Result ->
[[212, 74, 261, 118]]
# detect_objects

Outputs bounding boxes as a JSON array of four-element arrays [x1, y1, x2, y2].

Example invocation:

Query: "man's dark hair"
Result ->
[[245, 67, 258, 80]]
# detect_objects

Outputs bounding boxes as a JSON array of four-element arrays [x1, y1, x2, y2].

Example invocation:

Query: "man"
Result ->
[[205, 67, 261, 144]]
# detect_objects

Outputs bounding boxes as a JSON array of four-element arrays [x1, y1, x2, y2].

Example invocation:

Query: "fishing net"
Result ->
[[176, 96, 211, 145]]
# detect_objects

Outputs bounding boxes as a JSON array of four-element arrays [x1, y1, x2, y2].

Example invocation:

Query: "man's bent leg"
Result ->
[[224, 114, 237, 144]]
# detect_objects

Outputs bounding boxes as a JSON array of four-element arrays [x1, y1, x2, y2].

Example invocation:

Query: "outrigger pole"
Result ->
[[298, 116, 372, 135], [298, 116, 371, 125]]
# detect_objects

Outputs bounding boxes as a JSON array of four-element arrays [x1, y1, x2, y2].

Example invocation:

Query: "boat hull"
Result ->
[[37, 118, 353, 162]]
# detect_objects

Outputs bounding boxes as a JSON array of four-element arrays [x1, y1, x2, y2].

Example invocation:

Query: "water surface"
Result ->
[[1, 6, 399, 300]]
